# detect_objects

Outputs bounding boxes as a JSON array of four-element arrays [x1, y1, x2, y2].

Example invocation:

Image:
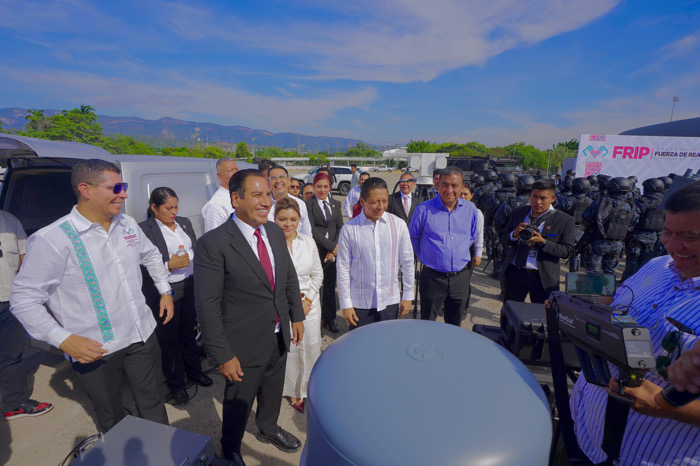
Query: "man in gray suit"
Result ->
[[194, 169, 305, 465]]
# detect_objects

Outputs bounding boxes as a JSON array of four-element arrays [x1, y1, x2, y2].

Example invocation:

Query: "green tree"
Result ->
[[235, 141, 252, 158], [79, 104, 96, 115], [406, 140, 435, 153], [25, 109, 52, 132], [556, 138, 579, 152], [205, 146, 228, 159]]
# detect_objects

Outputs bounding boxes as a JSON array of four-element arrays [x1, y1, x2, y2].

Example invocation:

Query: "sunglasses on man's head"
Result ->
[[88, 182, 129, 194]]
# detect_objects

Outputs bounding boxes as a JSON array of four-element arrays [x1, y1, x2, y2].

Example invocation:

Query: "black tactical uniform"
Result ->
[[563, 178, 593, 272], [483, 173, 517, 277], [581, 177, 639, 275], [475, 170, 498, 211], [621, 178, 666, 281]]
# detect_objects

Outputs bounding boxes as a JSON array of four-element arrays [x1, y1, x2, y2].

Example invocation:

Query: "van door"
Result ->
[[118, 160, 218, 238]]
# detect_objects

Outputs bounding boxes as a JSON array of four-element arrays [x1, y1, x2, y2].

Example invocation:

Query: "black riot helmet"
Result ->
[[627, 175, 638, 185], [470, 172, 480, 184], [483, 169, 498, 182], [642, 177, 665, 193], [476, 175, 485, 185], [586, 174, 598, 186], [572, 177, 591, 194], [516, 174, 535, 192], [566, 169, 576, 176], [609, 177, 633, 193], [561, 178, 573, 192], [597, 175, 613, 190], [500, 173, 517, 188], [659, 176, 673, 190]]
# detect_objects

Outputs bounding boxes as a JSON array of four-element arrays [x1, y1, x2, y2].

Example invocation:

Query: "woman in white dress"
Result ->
[[274, 197, 324, 413]]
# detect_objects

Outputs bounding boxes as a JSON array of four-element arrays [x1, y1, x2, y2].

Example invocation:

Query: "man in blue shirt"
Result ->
[[409, 166, 478, 326]]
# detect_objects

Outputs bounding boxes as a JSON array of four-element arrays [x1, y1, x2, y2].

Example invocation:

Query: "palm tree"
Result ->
[[25, 109, 50, 132], [79, 104, 95, 115]]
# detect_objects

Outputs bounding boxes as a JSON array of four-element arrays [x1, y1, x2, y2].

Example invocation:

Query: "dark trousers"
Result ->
[[72, 332, 168, 432], [503, 264, 553, 304], [152, 276, 202, 391], [419, 265, 472, 326], [349, 303, 399, 331], [0, 302, 29, 411], [222, 332, 287, 453], [320, 259, 337, 323]]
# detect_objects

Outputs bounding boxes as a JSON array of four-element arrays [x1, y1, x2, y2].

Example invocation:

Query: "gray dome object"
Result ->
[[301, 320, 552, 466], [483, 169, 498, 182]]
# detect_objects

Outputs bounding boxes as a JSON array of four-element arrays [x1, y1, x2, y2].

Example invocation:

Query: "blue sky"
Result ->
[[1, 0, 698, 149]]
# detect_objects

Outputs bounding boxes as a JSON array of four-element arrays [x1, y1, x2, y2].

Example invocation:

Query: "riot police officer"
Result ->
[[627, 175, 641, 200], [562, 177, 593, 271], [586, 175, 600, 201], [483, 173, 517, 277], [580, 177, 638, 275], [621, 177, 666, 281], [475, 169, 498, 211]]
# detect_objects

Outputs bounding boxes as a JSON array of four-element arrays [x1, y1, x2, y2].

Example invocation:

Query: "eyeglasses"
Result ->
[[656, 330, 681, 380], [87, 182, 128, 194]]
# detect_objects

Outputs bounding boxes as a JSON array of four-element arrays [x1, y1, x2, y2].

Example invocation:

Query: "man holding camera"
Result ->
[[500, 178, 575, 303]]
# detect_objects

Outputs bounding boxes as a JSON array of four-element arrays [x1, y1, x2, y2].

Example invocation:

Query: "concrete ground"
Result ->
[[2, 170, 549, 465]]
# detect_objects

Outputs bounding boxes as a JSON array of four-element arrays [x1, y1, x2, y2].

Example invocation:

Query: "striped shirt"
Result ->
[[570, 255, 700, 465], [336, 211, 414, 311]]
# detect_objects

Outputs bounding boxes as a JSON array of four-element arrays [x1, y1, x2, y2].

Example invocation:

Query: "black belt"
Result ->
[[428, 263, 470, 278]]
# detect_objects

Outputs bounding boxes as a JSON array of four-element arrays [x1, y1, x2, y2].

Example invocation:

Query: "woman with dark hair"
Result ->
[[305, 173, 344, 333], [139, 187, 212, 404], [274, 197, 323, 413]]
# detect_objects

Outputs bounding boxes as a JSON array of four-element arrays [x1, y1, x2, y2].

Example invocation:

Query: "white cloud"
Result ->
[[157, 0, 621, 83], [0, 65, 379, 132]]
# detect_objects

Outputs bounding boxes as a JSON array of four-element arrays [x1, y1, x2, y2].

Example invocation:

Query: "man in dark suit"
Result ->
[[305, 173, 344, 332], [194, 169, 305, 465], [388, 172, 419, 224], [500, 178, 575, 303]]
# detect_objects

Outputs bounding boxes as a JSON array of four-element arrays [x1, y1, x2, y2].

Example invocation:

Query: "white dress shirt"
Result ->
[[336, 211, 415, 311], [0, 210, 27, 302], [474, 208, 484, 259], [10, 207, 171, 354], [267, 194, 312, 237], [202, 185, 234, 232], [509, 204, 555, 270], [343, 185, 361, 218], [156, 218, 194, 282], [232, 214, 279, 332]]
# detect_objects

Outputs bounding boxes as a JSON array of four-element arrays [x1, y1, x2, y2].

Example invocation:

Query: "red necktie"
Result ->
[[255, 228, 278, 326], [254, 229, 275, 291]]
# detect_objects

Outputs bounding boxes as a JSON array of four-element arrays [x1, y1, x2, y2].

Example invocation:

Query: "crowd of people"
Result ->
[[0, 155, 699, 465]]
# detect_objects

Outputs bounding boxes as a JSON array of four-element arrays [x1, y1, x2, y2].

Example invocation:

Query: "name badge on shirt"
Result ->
[[122, 227, 140, 247]]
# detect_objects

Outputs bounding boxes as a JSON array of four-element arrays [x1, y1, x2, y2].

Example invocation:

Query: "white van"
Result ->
[[0, 134, 253, 238]]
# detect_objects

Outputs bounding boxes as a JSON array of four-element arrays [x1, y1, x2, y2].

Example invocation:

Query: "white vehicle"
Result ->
[[302, 165, 354, 196], [373, 165, 393, 172], [0, 134, 254, 238]]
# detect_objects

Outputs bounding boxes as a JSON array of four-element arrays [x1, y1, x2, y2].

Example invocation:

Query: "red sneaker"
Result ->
[[4, 399, 54, 420]]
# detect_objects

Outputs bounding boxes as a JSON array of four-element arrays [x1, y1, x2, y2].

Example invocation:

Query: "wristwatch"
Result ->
[[304, 296, 312, 304], [161, 289, 174, 297]]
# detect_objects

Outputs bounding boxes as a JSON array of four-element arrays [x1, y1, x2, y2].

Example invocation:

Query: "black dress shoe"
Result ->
[[171, 387, 189, 405], [256, 427, 301, 453], [193, 373, 213, 387], [221, 449, 246, 466], [325, 319, 339, 333]]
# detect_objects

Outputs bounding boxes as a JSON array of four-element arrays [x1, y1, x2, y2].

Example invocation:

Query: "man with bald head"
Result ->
[[202, 157, 239, 232]]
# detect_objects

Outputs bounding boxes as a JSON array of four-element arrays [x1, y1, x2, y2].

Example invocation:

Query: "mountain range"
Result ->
[[0, 108, 372, 152]]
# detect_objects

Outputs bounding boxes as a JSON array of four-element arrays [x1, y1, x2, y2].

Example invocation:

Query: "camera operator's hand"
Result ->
[[528, 229, 546, 245], [512, 223, 529, 239], [667, 341, 700, 394]]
